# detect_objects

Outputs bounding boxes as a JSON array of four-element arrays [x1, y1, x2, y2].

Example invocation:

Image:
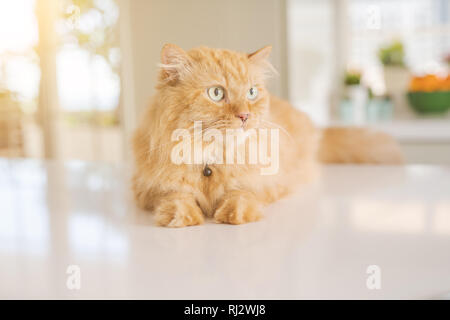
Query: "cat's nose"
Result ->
[[236, 113, 249, 122]]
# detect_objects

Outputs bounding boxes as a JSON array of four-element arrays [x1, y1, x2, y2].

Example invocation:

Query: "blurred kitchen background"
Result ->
[[0, 0, 449, 165]]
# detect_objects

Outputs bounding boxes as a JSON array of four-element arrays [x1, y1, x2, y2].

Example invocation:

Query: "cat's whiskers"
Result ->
[[146, 122, 228, 153], [190, 123, 232, 143], [258, 119, 293, 140], [146, 119, 290, 154]]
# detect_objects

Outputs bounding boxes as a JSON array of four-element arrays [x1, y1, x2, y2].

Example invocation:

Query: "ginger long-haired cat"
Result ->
[[132, 44, 403, 227]]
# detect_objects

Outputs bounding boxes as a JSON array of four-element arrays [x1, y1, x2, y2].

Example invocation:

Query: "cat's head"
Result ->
[[157, 44, 276, 131]]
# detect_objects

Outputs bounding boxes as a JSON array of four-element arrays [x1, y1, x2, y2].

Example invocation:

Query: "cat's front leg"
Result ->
[[154, 192, 204, 227], [214, 191, 262, 225]]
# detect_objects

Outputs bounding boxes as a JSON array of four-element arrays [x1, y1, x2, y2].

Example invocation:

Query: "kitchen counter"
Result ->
[[328, 118, 450, 164], [329, 118, 450, 143], [1, 159, 450, 299]]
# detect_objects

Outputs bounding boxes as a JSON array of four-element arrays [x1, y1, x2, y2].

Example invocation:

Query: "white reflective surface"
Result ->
[[1, 159, 450, 299]]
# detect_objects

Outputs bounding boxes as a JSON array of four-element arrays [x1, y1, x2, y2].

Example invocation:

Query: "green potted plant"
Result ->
[[339, 70, 368, 124], [378, 40, 410, 116], [344, 70, 361, 86]]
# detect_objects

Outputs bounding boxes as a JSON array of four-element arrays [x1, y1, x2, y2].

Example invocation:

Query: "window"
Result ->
[[287, 0, 450, 124], [348, 0, 450, 95], [0, 0, 41, 157], [0, 0, 124, 163], [54, 0, 123, 163]]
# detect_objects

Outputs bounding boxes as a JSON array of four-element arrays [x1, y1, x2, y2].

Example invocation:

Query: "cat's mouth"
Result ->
[[241, 118, 259, 131], [234, 117, 256, 131], [191, 117, 257, 132], [218, 118, 251, 131]]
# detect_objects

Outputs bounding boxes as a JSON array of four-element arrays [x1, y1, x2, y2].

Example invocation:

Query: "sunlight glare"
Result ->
[[0, 0, 38, 53]]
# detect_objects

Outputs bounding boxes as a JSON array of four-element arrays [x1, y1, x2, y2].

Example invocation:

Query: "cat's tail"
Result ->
[[317, 127, 404, 164]]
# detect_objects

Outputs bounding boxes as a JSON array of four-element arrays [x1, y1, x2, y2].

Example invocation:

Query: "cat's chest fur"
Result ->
[[185, 163, 261, 216]]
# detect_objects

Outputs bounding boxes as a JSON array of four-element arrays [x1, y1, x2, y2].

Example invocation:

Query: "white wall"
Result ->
[[119, 0, 288, 130], [287, 0, 347, 126]]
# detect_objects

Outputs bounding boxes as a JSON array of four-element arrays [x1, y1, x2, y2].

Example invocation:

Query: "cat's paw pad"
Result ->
[[155, 199, 204, 227], [214, 196, 262, 225]]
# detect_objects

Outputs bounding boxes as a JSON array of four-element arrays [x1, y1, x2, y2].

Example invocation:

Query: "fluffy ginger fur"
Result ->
[[132, 44, 403, 227]]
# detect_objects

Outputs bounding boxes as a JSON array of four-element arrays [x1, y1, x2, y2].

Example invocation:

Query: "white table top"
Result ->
[[1, 159, 450, 299], [329, 118, 450, 143]]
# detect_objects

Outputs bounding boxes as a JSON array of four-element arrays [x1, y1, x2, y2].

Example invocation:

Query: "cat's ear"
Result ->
[[159, 43, 191, 82], [248, 45, 272, 62], [248, 45, 277, 79]]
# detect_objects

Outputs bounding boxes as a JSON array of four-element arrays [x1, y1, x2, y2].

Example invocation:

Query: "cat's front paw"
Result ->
[[214, 193, 262, 225], [154, 194, 204, 227]]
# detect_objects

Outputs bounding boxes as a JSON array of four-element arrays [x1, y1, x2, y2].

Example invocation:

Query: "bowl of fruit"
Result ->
[[407, 74, 450, 114]]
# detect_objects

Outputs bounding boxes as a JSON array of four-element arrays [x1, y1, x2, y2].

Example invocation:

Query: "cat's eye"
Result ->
[[207, 86, 224, 102], [247, 87, 258, 100]]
